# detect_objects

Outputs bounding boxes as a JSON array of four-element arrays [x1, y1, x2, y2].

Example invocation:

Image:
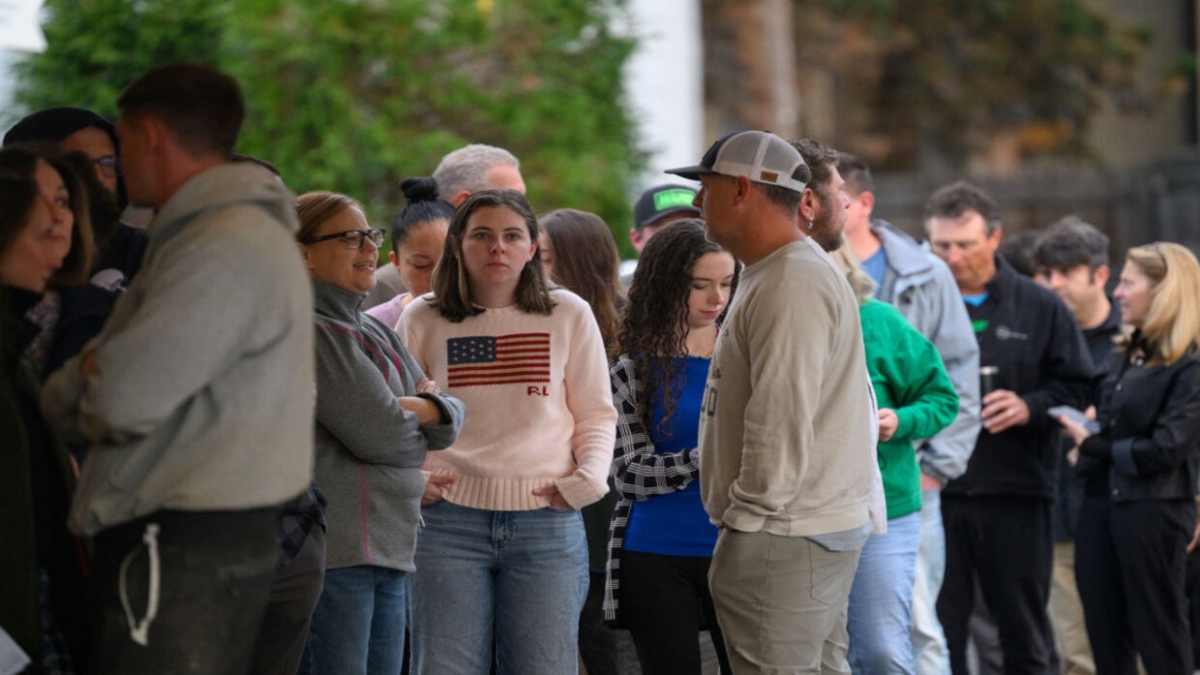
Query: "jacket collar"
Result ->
[[982, 254, 1020, 300], [871, 220, 933, 277], [1, 286, 43, 359], [312, 277, 365, 322], [1086, 302, 1122, 339]]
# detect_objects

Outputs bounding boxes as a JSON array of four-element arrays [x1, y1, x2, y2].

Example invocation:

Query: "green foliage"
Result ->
[[10, 0, 229, 123], [13, 0, 644, 255]]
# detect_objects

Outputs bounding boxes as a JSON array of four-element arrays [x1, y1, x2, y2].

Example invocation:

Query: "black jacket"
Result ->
[[945, 256, 1094, 499], [0, 287, 89, 669], [44, 223, 149, 377], [1079, 334, 1200, 502], [1054, 303, 1121, 540]]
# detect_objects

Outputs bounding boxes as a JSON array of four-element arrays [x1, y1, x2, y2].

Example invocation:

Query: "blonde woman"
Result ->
[[1057, 242, 1200, 675]]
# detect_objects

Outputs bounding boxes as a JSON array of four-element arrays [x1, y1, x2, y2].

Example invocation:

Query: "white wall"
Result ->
[[622, 0, 704, 191]]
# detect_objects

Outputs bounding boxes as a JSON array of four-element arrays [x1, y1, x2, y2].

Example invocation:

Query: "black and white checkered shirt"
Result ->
[[602, 354, 701, 626]]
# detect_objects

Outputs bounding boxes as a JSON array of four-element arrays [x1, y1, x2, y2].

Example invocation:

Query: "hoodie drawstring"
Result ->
[[118, 522, 161, 646]]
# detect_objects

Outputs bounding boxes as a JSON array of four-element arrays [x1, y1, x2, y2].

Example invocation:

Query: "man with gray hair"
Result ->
[[365, 143, 527, 308], [669, 130, 879, 674], [926, 181, 1093, 675], [432, 143, 525, 206]]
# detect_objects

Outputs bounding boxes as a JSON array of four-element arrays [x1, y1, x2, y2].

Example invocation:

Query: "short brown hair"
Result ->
[[118, 63, 244, 158], [925, 181, 1001, 235]]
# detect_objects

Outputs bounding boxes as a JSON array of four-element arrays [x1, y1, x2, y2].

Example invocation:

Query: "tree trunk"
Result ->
[[699, 0, 799, 140]]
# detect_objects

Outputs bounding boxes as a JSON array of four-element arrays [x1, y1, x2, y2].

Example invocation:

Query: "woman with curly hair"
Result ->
[[604, 218, 737, 675]]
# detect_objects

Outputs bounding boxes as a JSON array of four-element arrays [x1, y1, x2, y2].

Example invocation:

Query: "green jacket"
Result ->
[[860, 299, 959, 519]]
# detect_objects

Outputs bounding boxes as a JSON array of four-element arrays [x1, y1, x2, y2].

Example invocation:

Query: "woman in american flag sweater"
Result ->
[[604, 220, 738, 675], [395, 189, 617, 675]]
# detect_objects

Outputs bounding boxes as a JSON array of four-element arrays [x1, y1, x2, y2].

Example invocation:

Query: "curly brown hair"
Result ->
[[617, 219, 739, 434]]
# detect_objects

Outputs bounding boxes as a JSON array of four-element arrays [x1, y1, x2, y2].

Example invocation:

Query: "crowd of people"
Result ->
[[2, 61, 1200, 675]]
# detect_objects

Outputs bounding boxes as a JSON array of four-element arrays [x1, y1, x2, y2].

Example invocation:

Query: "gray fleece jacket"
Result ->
[[41, 163, 315, 536], [311, 278, 464, 572], [872, 221, 981, 483]]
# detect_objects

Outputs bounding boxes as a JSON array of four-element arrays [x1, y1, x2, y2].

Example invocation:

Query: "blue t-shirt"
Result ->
[[862, 245, 888, 293], [623, 356, 719, 557], [963, 292, 989, 307]]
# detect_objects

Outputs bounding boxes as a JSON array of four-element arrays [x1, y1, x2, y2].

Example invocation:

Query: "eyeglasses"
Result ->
[[93, 156, 120, 178], [301, 228, 385, 250]]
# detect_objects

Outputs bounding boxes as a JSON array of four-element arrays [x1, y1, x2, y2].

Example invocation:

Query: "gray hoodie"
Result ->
[[872, 220, 981, 483], [42, 163, 315, 536], [310, 278, 464, 572]]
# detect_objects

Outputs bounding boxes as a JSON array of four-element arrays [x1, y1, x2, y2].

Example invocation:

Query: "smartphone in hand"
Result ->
[[1049, 405, 1101, 434]]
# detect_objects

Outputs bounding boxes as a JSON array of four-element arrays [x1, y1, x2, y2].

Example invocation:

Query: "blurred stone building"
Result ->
[[629, 0, 1198, 255]]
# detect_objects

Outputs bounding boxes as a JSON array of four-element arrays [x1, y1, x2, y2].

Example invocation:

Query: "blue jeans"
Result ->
[[911, 489, 950, 675], [848, 511, 921, 674], [410, 501, 588, 675], [300, 565, 409, 675]]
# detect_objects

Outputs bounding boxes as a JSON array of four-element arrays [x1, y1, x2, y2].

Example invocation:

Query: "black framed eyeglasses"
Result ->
[[301, 228, 385, 250], [94, 155, 120, 178]]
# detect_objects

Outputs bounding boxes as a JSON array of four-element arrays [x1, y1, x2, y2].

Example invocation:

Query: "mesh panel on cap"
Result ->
[[711, 131, 806, 192]]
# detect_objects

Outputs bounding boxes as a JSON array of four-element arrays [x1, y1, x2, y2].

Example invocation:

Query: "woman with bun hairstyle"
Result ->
[[366, 177, 454, 330], [1058, 242, 1200, 675], [396, 189, 617, 675], [604, 219, 737, 675]]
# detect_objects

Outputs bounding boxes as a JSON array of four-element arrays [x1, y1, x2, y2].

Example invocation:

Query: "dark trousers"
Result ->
[[620, 550, 731, 675], [938, 495, 1055, 675], [578, 570, 641, 675], [89, 508, 280, 675], [1188, 538, 1200, 667], [249, 524, 326, 675], [1075, 498, 1194, 675]]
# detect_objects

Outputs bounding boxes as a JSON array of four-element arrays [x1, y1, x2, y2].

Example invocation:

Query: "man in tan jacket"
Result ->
[[668, 131, 877, 674]]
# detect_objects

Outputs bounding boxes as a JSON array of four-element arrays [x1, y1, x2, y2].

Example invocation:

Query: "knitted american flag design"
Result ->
[[446, 333, 551, 387]]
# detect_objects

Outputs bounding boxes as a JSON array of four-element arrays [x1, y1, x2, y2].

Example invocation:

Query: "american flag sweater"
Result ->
[[396, 289, 617, 511]]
